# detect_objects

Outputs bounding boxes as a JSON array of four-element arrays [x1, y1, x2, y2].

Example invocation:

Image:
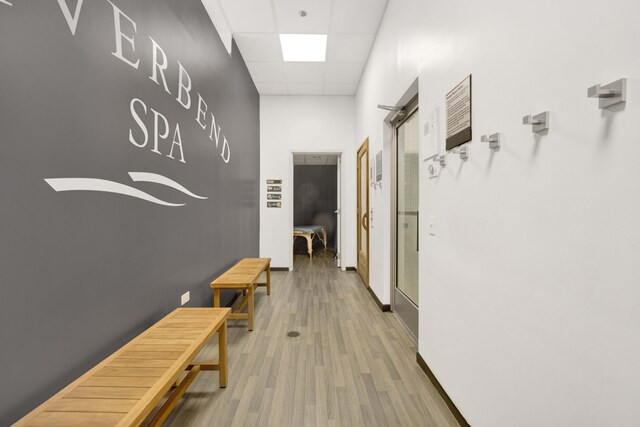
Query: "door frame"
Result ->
[[289, 149, 344, 270], [356, 139, 369, 287], [391, 95, 420, 340]]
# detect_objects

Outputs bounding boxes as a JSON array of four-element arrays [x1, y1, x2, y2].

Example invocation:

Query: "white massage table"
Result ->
[[293, 225, 327, 258]]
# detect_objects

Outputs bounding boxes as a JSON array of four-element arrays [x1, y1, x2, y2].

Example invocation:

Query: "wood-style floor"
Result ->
[[155, 254, 460, 427]]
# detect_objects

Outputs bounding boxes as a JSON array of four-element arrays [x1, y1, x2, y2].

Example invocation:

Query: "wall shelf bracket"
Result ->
[[588, 78, 626, 109], [522, 111, 549, 133], [481, 132, 501, 150]]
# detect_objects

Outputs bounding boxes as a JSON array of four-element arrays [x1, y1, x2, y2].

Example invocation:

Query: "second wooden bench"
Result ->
[[210, 258, 271, 331]]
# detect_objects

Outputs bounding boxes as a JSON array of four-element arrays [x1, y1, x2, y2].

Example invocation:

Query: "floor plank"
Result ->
[[153, 254, 460, 427]]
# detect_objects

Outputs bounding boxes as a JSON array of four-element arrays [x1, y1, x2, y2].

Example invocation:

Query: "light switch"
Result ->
[[428, 216, 436, 236]]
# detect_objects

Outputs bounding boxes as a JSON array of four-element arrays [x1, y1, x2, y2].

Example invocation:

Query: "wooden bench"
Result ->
[[15, 307, 230, 427], [210, 258, 271, 331]]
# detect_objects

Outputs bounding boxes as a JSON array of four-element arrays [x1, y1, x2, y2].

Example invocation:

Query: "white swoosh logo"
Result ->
[[128, 172, 207, 200], [44, 178, 185, 207]]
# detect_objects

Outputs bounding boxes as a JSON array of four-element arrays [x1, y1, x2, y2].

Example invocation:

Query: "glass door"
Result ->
[[393, 98, 419, 338]]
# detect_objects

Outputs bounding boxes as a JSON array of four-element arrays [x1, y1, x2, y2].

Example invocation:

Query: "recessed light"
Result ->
[[280, 34, 327, 62], [298, 10, 307, 17]]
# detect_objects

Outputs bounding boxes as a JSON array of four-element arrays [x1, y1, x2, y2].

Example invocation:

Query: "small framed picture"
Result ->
[[267, 194, 281, 200], [267, 186, 282, 192], [266, 179, 282, 184], [267, 201, 282, 208]]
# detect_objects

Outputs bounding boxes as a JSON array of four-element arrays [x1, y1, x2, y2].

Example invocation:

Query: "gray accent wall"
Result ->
[[0, 1, 259, 424]]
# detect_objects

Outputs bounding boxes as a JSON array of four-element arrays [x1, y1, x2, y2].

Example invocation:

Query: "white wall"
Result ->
[[356, 0, 640, 426], [260, 96, 356, 269]]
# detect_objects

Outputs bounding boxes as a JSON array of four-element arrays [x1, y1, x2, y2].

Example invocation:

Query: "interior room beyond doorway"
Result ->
[[292, 154, 340, 264]]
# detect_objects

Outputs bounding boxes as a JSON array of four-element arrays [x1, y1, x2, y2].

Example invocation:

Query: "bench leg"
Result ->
[[248, 285, 254, 331], [266, 263, 271, 295], [213, 288, 221, 307], [219, 320, 227, 388], [149, 365, 201, 427]]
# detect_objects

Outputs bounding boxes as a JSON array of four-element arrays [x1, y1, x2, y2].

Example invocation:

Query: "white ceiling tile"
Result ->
[[255, 82, 289, 95], [324, 62, 364, 84], [215, 0, 390, 95], [274, 0, 332, 34], [283, 63, 325, 84], [326, 34, 376, 63], [323, 83, 358, 96], [329, 0, 388, 33], [234, 33, 283, 62], [246, 61, 286, 83], [304, 155, 328, 165], [287, 83, 324, 95], [218, 0, 277, 33]]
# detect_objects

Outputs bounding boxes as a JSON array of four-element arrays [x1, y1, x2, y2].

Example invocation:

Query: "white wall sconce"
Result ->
[[522, 111, 549, 133], [588, 78, 626, 109], [481, 132, 501, 150]]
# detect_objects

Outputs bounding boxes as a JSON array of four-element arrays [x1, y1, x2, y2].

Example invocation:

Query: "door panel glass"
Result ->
[[359, 154, 367, 252], [397, 110, 419, 306]]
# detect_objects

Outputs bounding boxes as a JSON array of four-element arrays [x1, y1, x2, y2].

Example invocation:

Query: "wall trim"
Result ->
[[367, 287, 390, 312], [270, 267, 289, 271], [416, 352, 470, 427], [346, 266, 356, 271]]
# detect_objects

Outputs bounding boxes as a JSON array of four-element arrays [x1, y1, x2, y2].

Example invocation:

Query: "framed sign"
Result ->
[[267, 186, 281, 192], [445, 75, 472, 150], [267, 201, 282, 208], [266, 179, 282, 184], [267, 193, 281, 200]]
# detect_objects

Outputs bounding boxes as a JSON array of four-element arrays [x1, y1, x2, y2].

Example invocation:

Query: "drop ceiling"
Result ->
[[293, 154, 338, 165], [206, 0, 389, 96]]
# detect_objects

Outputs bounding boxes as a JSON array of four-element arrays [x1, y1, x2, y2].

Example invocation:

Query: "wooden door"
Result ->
[[356, 139, 369, 286]]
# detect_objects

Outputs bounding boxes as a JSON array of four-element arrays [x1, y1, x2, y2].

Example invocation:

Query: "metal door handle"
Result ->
[[361, 213, 368, 231]]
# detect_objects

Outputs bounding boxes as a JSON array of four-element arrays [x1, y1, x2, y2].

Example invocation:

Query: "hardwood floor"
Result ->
[[154, 254, 460, 427]]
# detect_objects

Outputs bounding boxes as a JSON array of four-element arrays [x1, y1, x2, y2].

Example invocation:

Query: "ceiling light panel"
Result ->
[[280, 34, 327, 62]]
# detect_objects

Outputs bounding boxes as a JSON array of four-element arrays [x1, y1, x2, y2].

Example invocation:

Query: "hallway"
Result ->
[[160, 255, 459, 426]]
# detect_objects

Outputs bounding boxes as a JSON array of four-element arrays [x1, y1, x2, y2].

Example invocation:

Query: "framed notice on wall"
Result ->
[[445, 75, 472, 150]]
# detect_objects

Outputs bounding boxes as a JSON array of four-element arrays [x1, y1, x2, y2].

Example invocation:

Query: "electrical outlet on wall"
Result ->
[[181, 291, 190, 306]]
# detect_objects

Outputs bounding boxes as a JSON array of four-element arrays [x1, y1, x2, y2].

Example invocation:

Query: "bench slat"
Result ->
[[24, 412, 125, 427], [46, 398, 138, 414], [66, 387, 150, 400]]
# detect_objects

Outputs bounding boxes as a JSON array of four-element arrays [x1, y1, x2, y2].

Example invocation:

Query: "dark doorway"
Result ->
[[293, 164, 338, 255]]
